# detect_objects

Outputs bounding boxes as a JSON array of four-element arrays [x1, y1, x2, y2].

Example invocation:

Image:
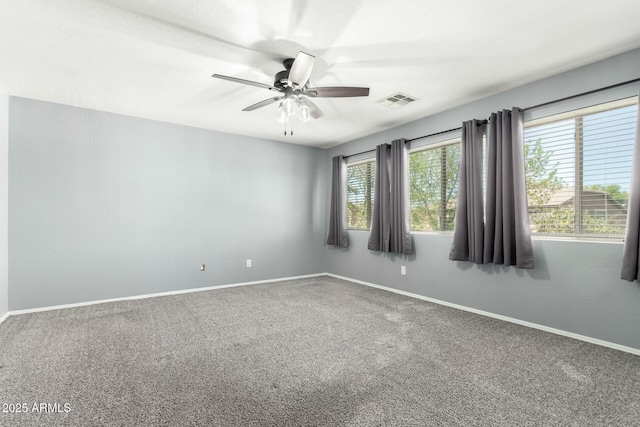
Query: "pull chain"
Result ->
[[282, 120, 296, 136]]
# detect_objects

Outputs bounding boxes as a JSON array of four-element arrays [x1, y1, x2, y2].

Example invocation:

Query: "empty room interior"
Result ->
[[3, 1, 640, 425]]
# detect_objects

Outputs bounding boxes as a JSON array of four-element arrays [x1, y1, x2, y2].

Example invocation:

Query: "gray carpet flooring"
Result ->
[[1, 276, 639, 426]]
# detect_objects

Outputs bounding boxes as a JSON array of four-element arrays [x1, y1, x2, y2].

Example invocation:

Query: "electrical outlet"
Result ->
[[246, 259, 252, 268], [401, 265, 406, 275], [200, 264, 205, 272]]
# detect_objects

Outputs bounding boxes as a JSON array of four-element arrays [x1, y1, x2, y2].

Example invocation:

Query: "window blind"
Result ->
[[346, 160, 375, 230], [524, 97, 638, 236]]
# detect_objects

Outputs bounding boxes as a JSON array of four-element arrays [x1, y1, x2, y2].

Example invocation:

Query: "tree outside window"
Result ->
[[409, 143, 460, 232]]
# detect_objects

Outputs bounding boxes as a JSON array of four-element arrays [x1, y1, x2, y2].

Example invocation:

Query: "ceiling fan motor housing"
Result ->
[[274, 58, 299, 90], [274, 70, 290, 89]]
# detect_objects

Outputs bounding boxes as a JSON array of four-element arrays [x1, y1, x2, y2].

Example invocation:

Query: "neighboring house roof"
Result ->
[[540, 187, 627, 212], [543, 187, 578, 207]]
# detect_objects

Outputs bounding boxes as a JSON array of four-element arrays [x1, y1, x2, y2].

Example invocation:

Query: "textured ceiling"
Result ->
[[2, 0, 640, 148]]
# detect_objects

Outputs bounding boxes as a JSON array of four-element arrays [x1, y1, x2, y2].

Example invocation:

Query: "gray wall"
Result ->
[[0, 94, 8, 319], [325, 48, 640, 350], [9, 98, 326, 310]]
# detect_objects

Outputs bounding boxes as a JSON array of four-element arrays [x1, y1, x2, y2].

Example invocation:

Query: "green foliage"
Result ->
[[409, 144, 460, 231], [524, 139, 563, 207], [530, 209, 574, 234], [532, 207, 625, 235], [582, 210, 626, 235]]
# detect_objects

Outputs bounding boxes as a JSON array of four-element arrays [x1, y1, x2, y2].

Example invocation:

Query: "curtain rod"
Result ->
[[344, 76, 640, 159], [344, 127, 462, 159], [523, 76, 640, 111]]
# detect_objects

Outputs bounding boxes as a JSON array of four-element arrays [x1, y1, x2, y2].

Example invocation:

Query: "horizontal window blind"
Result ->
[[346, 160, 375, 230], [524, 97, 638, 236]]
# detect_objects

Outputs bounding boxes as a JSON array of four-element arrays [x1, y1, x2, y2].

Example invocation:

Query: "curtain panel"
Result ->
[[368, 144, 391, 251], [449, 120, 486, 263], [326, 155, 349, 248], [484, 108, 534, 268], [368, 139, 413, 255], [621, 96, 640, 281]]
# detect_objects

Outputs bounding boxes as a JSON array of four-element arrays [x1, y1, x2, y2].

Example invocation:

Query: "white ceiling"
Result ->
[[2, 0, 640, 149]]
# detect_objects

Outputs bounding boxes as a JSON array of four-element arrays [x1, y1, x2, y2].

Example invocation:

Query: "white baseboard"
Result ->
[[326, 273, 640, 356], [0, 311, 9, 326], [7, 273, 326, 316]]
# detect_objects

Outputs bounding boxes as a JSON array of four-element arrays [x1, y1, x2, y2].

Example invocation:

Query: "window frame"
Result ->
[[409, 137, 462, 234], [524, 95, 638, 242]]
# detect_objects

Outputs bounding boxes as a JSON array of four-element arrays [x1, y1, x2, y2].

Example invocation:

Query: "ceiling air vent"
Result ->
[[376, 92, 419, 109]]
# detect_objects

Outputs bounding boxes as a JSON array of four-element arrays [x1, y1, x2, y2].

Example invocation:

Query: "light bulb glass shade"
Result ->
[[299, 103, 311, 123], [283, 97, 296, 117], [276, 102, 287, 123]]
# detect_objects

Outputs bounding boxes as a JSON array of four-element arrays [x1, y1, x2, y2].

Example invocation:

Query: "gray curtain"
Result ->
[[450, 109, 534, 268], [621, 98, 640, 281], [368, 139, 413, 254], [484, 108, 534, 268], [326, 155, 349, 248], [449, 120, 486, 263]]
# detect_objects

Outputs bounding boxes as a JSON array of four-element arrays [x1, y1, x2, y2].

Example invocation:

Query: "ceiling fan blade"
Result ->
[[212, 74, 279, 92], [306, 87, 370, 98], [288, 51, 315, 88], [305, 99, 324, 119], [242, 97, 283, 111]]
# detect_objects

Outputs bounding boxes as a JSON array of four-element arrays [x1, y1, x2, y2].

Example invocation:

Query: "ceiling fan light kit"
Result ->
[[212, 51, 370, 135], [276, 95, 311, 124]]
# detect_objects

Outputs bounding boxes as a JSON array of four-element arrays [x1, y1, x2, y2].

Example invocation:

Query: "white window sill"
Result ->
[[530, 235, 624, 244], [411, 230, 454, 236]]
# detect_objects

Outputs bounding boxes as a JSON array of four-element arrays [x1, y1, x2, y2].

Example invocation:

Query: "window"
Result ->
[[409, 141, 461, 231], [347, 160, 375, 230], [524, 97, 638, 237]]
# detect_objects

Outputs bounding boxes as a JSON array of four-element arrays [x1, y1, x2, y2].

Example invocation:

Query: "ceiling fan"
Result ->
[[212, 51, 369, 132]]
